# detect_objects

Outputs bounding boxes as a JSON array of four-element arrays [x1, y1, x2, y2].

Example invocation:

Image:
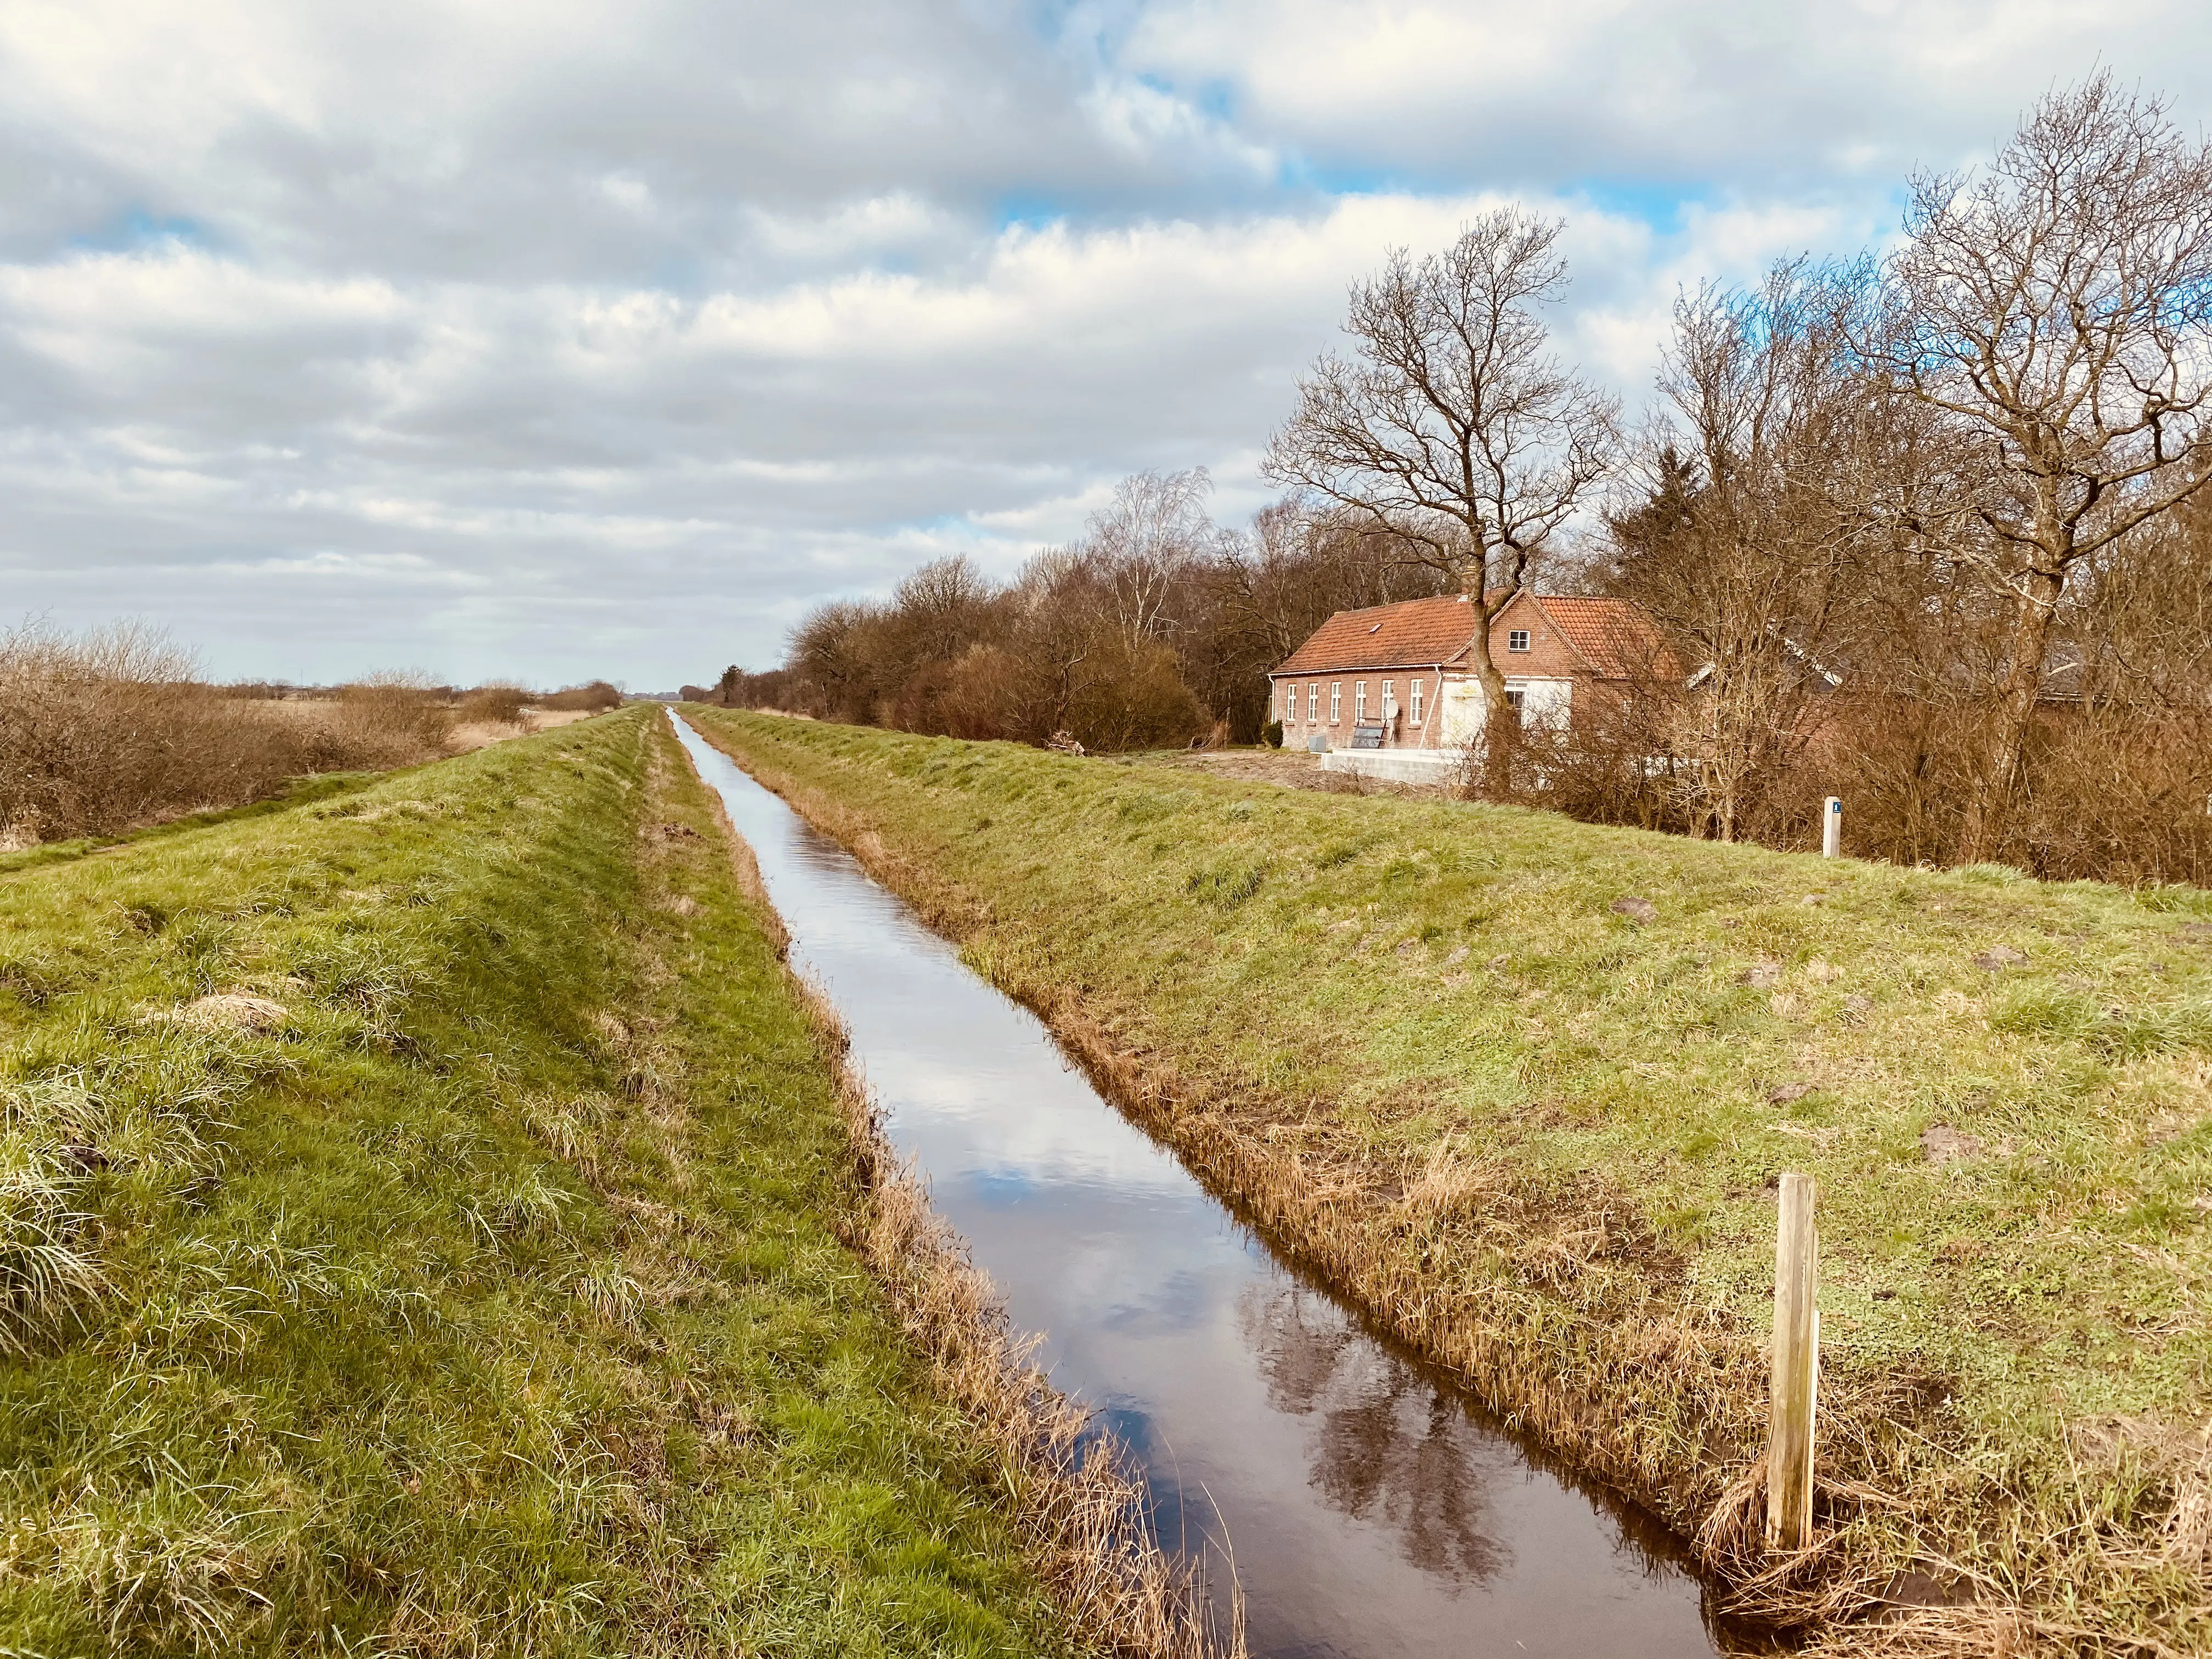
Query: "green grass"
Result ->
[[0, 708, 1079, 1657], [0, 771, 383, 876], [686, 708, 2212, 1655]]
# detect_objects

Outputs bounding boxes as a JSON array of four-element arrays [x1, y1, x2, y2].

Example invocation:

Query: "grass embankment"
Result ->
[[684, 708, 2212, 1658], [0, 772, 382, 878], [0, 707, 1131, 1656]]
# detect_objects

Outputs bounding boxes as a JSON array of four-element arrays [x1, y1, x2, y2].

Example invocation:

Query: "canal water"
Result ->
[[672, 716, 1746, 1659]]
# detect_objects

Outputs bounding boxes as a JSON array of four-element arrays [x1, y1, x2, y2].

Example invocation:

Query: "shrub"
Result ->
[[459, 685, 529, 725], [0, 624, 453, 843], [539, 681, 623, 713]]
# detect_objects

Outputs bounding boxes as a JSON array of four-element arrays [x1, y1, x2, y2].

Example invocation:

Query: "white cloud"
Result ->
[[1121, 0, 2210, 188], [0, 0, 2202, 685]]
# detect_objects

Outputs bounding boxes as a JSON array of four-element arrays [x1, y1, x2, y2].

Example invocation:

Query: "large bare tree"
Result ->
[[1609, 259, 1878, 842], [1874, 74, 2212, 860], [1080, 467, 1220, 648], [1264, 209, 1617, 792]]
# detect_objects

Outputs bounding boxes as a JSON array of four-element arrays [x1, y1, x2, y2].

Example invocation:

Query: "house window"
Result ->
[[1307, 683, 1318, 721], [1508, 629, 1531, 653], [1355, 682, 1367, 721], [1281, 682, 1296, 723], [1410, 681, 1424, 725], [1381, 679, 1396, 721], [1505, 687, 1526, 712], [1329, 682, 1341, 723]]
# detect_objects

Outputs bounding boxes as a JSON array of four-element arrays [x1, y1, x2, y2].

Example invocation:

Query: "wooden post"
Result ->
[[1821, 795, 1842, 858], [1767, 1171, 1819, 1550]]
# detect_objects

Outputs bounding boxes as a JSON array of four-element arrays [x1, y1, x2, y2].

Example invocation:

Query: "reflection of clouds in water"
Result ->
[[1242, 1279, 1509, 1587], [891, 1085, 1195, 1199], [1097, 1266, 1212, 1338], [1076, 1404, 1199, 1556]]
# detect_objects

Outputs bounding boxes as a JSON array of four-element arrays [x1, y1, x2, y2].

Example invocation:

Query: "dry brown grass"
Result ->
[[447, 707, 597, 754], [0, 625, 459, 842]]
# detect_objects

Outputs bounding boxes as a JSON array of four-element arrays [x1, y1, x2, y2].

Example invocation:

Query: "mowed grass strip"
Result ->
[[0, 707, 1081, 1657], [685, 708, 2212, 1657]]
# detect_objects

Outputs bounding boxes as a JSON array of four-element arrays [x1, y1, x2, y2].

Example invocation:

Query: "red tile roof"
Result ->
[[1274, 595, 1484, 674], [1529, 596, 1673, 680], [1273, 591, 1669, 680]]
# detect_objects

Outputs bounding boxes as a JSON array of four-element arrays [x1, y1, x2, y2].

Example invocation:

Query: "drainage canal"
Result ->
[[673, 717, 1758, 1659]]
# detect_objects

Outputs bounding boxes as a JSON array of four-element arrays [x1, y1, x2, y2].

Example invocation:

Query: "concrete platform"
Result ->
[[1316, 749, 1463, 786]]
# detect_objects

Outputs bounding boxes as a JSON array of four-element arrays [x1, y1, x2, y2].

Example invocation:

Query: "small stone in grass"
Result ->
[[1768, 1082, 1812, 1105], [1740, 960, 1783, 990], [1799, 893, 1826, 906], [2176, 922, 2212, 945], [1921, 1125, 1985, 1164], [1486, 953, 1511, 972], [1443, 945, 1470, 966], [1610, 896, 1657, 924], [1972, 946, 2029, 971]]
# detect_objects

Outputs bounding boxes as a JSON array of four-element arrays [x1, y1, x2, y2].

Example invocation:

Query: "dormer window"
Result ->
[[1508, 629, 1531, 653]]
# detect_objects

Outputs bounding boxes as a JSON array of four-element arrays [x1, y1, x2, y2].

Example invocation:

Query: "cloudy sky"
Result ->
[[2, 2, 2207, 688]]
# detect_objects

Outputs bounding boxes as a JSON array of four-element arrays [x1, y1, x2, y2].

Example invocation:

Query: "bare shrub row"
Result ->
[[692, 477, 1451, 755], [0, 622, 624, 844]]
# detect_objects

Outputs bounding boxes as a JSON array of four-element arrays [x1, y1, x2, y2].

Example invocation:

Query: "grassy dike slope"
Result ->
[[687, 709, 2212, 1658], [0, 708, 1086, 1656]]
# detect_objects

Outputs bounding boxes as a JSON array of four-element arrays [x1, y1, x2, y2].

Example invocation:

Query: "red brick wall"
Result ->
[[1268, 596, 1592, 751], [1489, 597, 1584, 680], [1272, 670, 1459, 748]]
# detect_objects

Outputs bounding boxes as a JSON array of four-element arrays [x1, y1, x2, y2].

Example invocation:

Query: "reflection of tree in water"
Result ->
[[1240, 1278, 1508, 1586]]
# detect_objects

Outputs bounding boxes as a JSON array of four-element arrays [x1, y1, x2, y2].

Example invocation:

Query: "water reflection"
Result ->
[[1241, 1280, 1506, 1585], [671, 716, 1752, 1658]]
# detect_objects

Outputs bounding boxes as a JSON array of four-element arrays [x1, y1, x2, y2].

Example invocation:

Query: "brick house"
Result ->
[[1268, 591, 1666, 781]]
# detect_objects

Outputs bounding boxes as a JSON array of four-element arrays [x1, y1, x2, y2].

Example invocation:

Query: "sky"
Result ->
[[2, 2, 2208, 689]]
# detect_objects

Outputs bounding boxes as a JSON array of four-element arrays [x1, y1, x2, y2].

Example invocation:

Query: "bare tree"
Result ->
[[1607, 259, 1876, 840], [1873, 74, 2212, 859], [1183, 499, 1450, 737], [1081, 468, 1219, 647], [1264, 209, 1618, 792]]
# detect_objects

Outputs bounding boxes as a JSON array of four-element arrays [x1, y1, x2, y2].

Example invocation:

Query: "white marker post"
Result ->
[[1821, 795, 1842, 859]]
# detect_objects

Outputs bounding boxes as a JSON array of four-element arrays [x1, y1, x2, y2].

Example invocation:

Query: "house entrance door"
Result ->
[[1440, 679, 1486, 748]]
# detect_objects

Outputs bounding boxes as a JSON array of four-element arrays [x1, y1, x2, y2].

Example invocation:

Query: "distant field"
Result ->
[[0, 709, 1085, 1656], [687, 707, 2212, 1658]]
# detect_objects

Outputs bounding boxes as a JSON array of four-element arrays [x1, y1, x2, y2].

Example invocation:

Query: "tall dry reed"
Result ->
[[0, 624, 456, 843]]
